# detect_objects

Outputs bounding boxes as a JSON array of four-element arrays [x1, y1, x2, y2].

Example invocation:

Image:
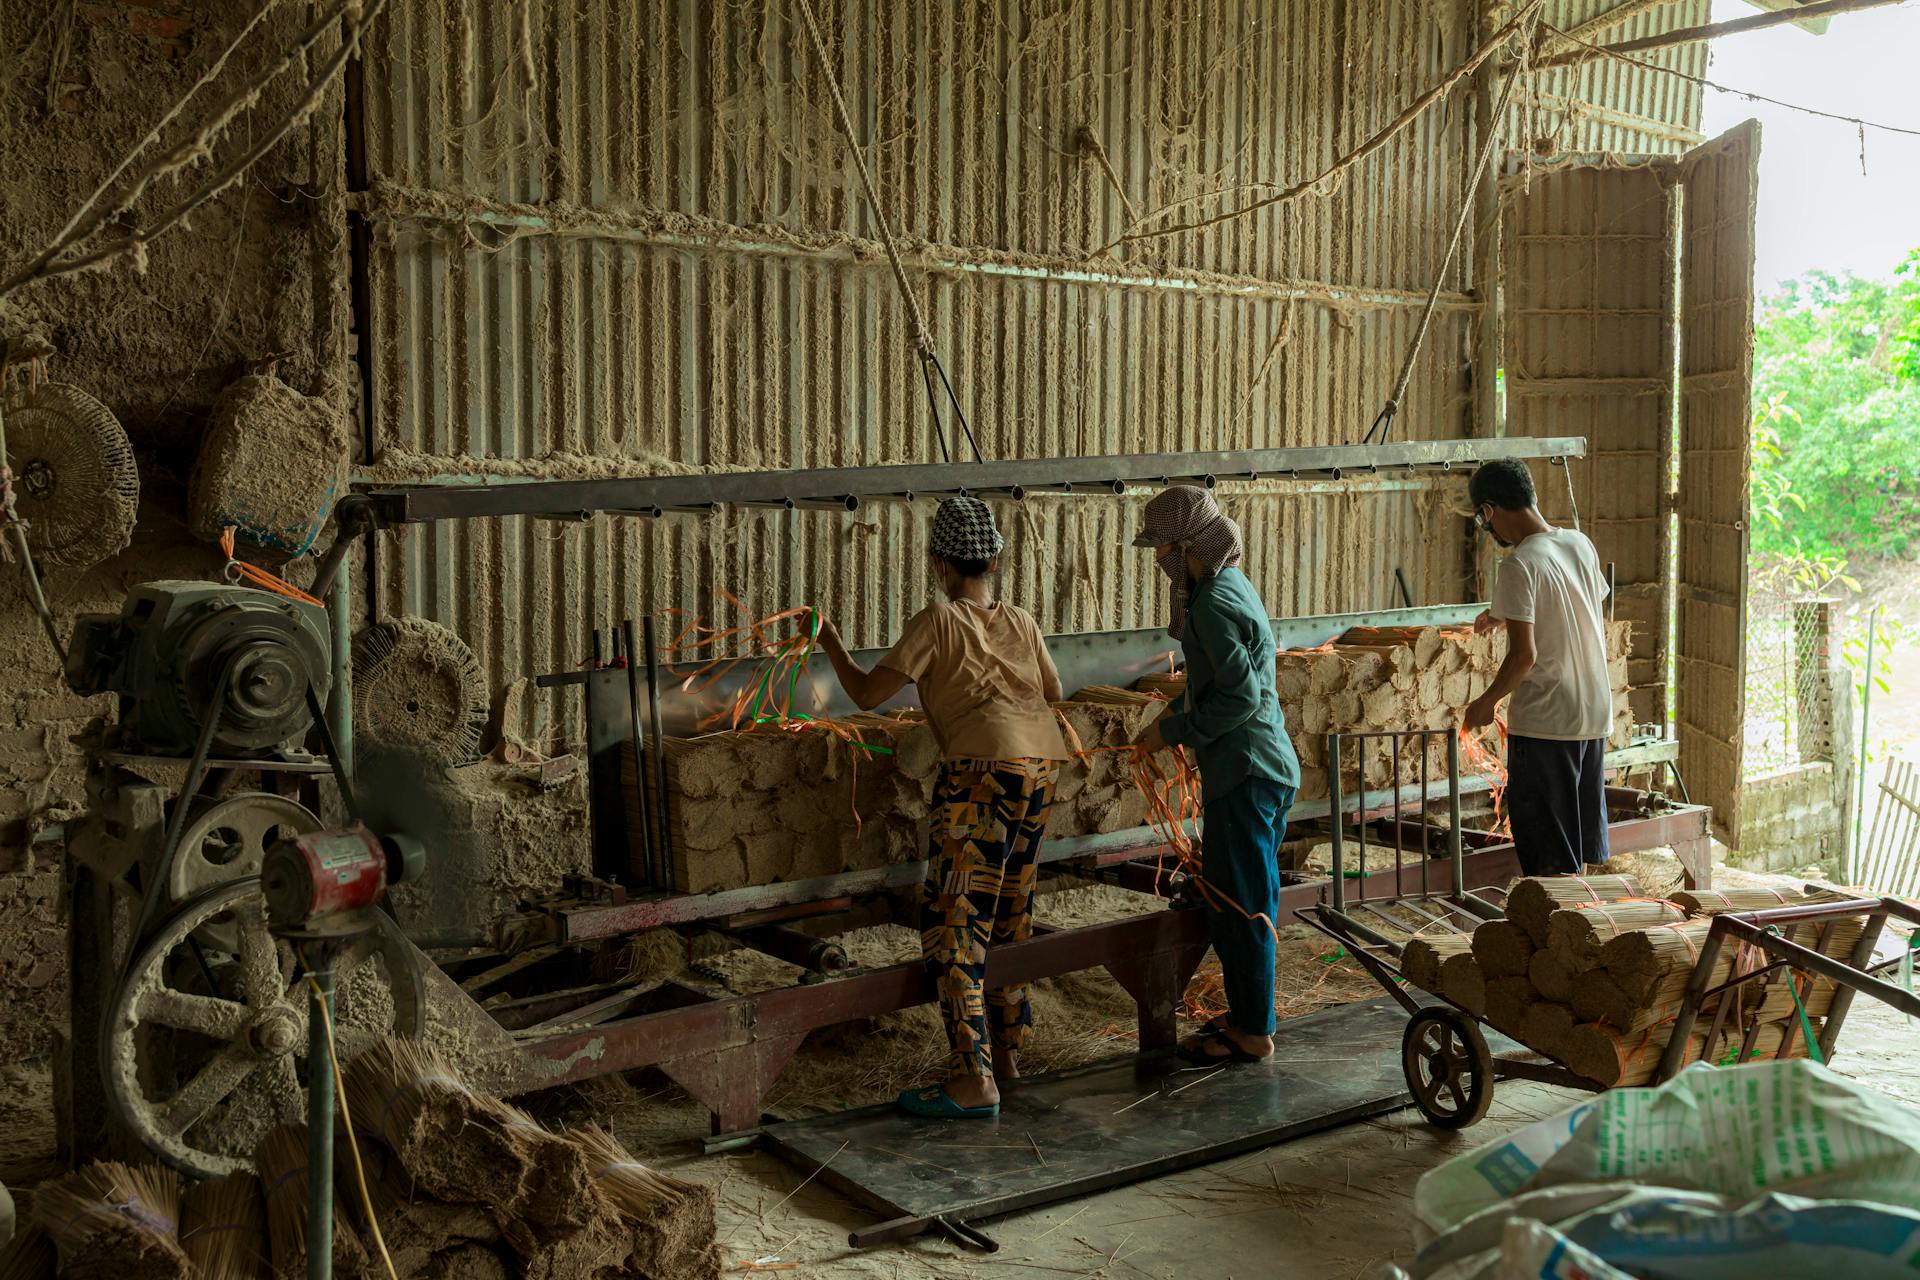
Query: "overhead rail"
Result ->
[[351, 436, 1586, 525]]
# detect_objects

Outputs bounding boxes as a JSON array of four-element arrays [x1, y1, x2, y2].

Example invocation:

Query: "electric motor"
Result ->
[[65, 580, 332, 758]]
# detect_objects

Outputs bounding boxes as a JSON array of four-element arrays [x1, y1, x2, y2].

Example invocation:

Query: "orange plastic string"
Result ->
[[1066, 727, 1283, 949], [1458, 717, 1510, 839], [219, 526, 324, 607], [656, 596, 914, 835]]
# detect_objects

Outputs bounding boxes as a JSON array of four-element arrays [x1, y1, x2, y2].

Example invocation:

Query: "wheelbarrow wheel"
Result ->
[[1402, 1006, 1494, 1130]]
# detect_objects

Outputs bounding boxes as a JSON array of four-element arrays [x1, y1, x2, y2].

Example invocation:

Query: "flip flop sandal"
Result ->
[[1176, 1030, 1261, 1066], [897, 1084, 1000, 1119]]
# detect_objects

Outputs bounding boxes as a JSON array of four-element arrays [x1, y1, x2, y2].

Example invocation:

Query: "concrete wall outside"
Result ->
[[1733, 667, 1854, 876]]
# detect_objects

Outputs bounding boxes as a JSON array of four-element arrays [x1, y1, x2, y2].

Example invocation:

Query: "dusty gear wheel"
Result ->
[[166, 792, 321, 948], [3, 381, 138, 570], [106, 876, 426, 1177], [351, 617, 489, 765]]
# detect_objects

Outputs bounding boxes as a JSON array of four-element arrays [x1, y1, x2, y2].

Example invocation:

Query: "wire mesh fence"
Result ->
[[1742, 589, 1839, 778]]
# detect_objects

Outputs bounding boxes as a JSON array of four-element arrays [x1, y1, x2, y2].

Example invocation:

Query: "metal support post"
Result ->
[[1328, 734, 1345, 913], [305, 960, 337, 1280], [643, 617, 672, 888], [328, 560, 354, 781], [1447, 729, 1465, 899]]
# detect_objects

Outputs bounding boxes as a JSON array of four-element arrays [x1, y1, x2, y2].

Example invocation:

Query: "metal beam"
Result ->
[[355, 437, 1588, 526], [1537, 0, 1890, 68]]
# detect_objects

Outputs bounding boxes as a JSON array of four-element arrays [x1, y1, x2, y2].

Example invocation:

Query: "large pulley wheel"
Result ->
[[166, 793, 321, 948], [106, 877, 426, 1177], [1401, 1006, 1495, 1130]]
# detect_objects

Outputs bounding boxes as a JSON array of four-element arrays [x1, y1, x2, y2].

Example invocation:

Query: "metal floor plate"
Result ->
[[762, 996, 1422, 1246]]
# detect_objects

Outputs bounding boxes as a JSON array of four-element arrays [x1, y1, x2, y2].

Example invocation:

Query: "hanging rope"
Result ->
[[1096, 1, 1543, 258], [1363, 5, 1541, 445], [790, 0, 983, 465]]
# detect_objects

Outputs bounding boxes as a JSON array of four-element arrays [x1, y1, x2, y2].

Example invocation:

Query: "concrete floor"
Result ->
[[3, 872, 1913, 1278], [692, 1080, 1579, 1279], [661, 982, 1920, 1279], [8, 1005, 1910, 1278]]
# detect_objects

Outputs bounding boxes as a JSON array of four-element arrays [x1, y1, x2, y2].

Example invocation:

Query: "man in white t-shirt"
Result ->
[[1462, 459, 1613, 877]]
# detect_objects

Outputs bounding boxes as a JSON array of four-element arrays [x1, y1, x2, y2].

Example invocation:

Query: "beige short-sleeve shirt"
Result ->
[[880, 600, 1068, 762]]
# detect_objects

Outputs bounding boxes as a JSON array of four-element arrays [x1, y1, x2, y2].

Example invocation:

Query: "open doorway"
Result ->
[[1702, 1, 1920, 887]]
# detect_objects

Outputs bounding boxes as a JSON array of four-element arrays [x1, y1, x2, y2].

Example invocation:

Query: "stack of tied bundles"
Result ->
[[337, 1038, 721, 1280], [1135, 621, 1634, 804], [626, 693, 1167, 894], [624, 620, 1632, 895], [1398, 877, 1864, 1088]]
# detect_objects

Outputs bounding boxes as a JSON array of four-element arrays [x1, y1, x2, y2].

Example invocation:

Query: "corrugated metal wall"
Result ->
[[1503, 161, 1676, 725], [1521, 0, 1710, 154], [357, 0, 1710, 747]]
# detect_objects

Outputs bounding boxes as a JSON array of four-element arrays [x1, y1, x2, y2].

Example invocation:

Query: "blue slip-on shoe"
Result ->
[[896, 1084, 999, 1118]]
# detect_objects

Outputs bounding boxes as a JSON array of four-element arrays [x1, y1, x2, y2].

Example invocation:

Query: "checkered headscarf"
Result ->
[[1132, 486, 1244, 639], [930, 496, 1004, 564]]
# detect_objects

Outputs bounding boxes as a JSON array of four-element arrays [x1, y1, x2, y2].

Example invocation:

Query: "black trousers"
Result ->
[[1507, 735, 1609, 878]]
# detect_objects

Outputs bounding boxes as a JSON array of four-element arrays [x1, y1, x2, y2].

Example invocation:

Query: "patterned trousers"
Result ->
[[920, 758, 1059, 1078]]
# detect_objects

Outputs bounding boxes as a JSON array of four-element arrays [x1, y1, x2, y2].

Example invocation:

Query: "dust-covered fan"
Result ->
[[2, 382, 138, 570], [351, 617, 489, 765]]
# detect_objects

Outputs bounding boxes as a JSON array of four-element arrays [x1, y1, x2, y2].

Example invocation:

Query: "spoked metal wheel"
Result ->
[[1401, 1006, 1495, 1130], [106, 877, 425, 1177]]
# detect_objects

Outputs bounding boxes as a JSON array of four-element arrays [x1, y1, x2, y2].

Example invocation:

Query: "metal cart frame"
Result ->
[[1297, 728, 1920, 1129]]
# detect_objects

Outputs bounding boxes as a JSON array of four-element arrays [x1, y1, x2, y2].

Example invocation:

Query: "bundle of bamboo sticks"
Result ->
[[33, 1162, 187, 1280], [1396, 878, 1868, 1087]]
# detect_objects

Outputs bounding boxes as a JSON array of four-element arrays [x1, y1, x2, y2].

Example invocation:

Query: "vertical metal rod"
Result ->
[[327, 560, 354, 780], [306, 961, 336, 1280], [1392, 733, 1405, 899], [1420, 731, 1431, 897], [643, 616, 672, 890], [1854, 607, 1878, 882], [1447, 729, 1465, 899], [621, 619, 654, 890], [1328, 734, 1345, 913], [1355, 734, 1369, 904]]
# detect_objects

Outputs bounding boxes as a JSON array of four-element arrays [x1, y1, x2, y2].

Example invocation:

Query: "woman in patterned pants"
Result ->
[[820, 496, 1069, 1118]]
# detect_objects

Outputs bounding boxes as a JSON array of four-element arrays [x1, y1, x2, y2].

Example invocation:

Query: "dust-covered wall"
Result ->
[[0, 0, 342, 1054], [357, 0, 1709, 752]]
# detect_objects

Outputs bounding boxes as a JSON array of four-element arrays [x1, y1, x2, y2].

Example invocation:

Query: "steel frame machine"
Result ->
[[62, 435, 1716, 1177]]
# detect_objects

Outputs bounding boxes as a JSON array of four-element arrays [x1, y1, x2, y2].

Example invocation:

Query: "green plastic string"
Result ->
[[1762, 926, 1826, 1066], [737, 610, 896, 754]]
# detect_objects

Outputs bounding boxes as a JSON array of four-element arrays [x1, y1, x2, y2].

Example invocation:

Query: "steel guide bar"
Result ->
[[353, 437, 1587, 524]]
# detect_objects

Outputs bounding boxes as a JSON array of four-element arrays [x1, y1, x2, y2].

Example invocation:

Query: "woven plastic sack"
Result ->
[[1416, 1059, 1920, 1236], [1394, 1187, 1920, 1280]]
